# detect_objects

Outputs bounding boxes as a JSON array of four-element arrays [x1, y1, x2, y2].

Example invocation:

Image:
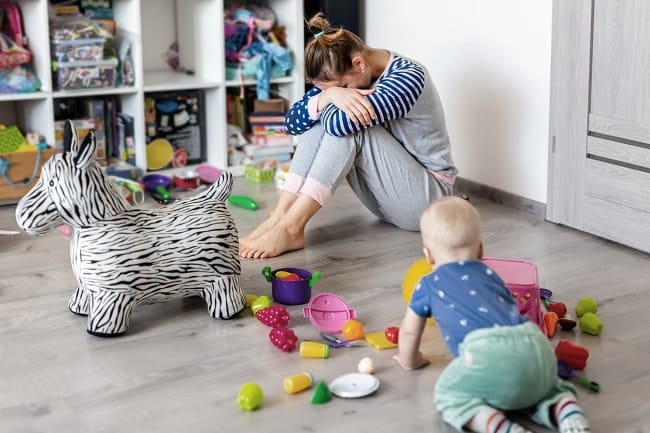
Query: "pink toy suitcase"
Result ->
[[481, 258, 547, 335]]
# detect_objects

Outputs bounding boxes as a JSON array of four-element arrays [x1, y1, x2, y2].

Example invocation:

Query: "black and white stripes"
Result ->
[[16, 120, 246, 336]]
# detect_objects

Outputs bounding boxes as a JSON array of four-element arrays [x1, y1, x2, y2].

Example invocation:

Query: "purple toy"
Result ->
[[262, 266, 320, 305], [557, 361, 601, 393]]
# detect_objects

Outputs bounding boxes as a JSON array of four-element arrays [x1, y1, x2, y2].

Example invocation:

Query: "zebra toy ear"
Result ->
[[63, 119, 79, 153], [74, 130, 97, 168]]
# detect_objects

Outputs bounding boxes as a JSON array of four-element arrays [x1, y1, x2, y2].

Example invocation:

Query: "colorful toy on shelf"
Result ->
[[142, 173, 174, 204], [557, 361, 601, 393], [341, 319, 365, 341], [228, 194, 259, 210], [269, 327, 298, 352], [579, 312, 603, 335], [237, 382, 264, 411], [15, 121, 246, 336], [255, 305, 290, 328], [303, 292, 356, 333], [555, 339, 589, 370], [263, 266, 320, 305]]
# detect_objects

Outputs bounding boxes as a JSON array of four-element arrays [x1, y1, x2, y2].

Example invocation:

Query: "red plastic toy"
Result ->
[[256, 305, 290, 328], [555, 339, 589, 370], [384, 326, 399, 344], [269, 327, 298, 352]]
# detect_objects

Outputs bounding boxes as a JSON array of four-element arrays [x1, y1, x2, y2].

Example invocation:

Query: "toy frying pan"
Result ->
[[557, 361, 600, 393]]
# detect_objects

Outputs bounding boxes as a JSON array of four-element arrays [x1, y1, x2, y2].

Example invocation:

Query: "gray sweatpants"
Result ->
[[286, 123, 453, 231]]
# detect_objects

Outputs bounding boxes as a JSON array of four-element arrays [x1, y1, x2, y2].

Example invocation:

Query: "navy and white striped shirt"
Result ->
[[285, 53, 457, 177]]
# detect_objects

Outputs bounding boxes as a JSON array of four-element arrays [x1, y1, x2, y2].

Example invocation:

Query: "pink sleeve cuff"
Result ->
[[307, 94, 322, 120]]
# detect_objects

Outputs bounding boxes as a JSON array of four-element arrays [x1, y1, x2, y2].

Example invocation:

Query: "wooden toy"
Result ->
[[15, 121, 245, 336]]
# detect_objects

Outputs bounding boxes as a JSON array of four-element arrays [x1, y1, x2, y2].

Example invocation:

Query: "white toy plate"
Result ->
[[329, 373, 380, 398]]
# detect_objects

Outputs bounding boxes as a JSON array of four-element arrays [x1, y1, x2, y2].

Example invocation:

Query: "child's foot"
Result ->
[[239, 221, 305, 259], [554, 397, 590, 433], [467, 407, 532, 433]]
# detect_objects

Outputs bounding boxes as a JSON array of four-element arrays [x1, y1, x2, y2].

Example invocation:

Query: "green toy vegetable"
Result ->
[[228, 195, 259, 210]]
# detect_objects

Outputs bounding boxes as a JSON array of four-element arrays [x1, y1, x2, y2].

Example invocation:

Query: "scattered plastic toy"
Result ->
[[250, 295, 272, 315], [320, 332, 364, 348], [303, 292, 356, 332], [365, 331, 398, 350], [228, 194, 259, 210], [299, 341, 329, 359], [269, 327, 298, 352], [263, 266, 320, 305], [557, 361, 601, 393], [579, 312, 603, 335], [384, 326, 399, 344], [544, 311, 559, 338], [575, 297, 598, 317], [341, 319, 365, 341], [329, 373, 380, 399], [255, 305, 290, 328], [237, 382, 264, 411], [358, 357, 375, 374], [311, 381, 332, 404], [283, 372, 313, 394], [555, 339, 589, 370]]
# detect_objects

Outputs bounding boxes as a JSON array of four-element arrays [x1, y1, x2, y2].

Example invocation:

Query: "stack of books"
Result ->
[[245, 110, 293, 165]]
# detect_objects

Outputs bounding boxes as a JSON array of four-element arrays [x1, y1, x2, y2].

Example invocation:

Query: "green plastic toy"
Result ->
[[310, 380, 332, 405], [237, 382, 264, 411], [228, 195, 258, 210], [575, 297, 598, 317]]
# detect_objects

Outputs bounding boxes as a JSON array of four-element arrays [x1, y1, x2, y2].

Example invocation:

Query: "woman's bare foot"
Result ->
[[239, 214, 281, 250], [239, 222, 305, 259]]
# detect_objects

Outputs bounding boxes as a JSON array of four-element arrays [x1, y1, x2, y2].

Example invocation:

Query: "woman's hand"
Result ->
[[319, 87, 376, 126]]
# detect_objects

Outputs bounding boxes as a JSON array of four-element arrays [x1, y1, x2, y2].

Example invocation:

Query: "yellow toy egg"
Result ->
[[401, 258, 436, 325]]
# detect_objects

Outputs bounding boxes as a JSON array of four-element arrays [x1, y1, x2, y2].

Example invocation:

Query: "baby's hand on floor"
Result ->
[[392, 353, 430, 370]]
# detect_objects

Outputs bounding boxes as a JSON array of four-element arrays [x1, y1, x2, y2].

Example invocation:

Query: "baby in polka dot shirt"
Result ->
[[394, 196, 590, 433]]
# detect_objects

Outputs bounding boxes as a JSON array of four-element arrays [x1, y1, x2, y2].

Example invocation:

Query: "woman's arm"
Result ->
[[284, 86, 322, 135], [321, 57, 426, 137]]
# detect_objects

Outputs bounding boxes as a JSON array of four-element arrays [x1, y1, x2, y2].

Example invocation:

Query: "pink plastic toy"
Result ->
[[481, 258, 546, 335], [303, 292, 356, 333]]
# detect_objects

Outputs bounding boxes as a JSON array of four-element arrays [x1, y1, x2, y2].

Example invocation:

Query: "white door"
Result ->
[[547, 0, 650, 253]]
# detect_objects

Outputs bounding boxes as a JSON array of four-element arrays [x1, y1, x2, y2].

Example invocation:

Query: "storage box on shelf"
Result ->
[[0, 0, 304, 204]]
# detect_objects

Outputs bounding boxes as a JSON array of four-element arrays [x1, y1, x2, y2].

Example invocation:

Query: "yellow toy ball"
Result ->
[[401, 258, 435, 325]]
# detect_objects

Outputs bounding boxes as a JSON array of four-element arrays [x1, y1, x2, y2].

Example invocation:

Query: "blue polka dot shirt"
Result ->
[[409, 260, 528, 357]]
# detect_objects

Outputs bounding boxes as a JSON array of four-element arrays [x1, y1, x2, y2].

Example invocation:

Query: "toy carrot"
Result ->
[[544, 311, 559, 338]]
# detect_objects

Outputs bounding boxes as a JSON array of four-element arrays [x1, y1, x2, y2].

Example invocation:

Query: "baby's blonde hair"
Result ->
[[420, 196, 482, 259]]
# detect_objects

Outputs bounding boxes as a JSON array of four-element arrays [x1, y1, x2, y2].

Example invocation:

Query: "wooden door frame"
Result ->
[[546, 0, 592, 228]]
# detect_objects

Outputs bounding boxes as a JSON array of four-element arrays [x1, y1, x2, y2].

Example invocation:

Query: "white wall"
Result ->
[[364, 1, 553, 203]]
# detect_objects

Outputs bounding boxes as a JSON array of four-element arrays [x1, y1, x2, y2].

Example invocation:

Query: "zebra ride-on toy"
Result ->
[[15, 120, 246, 336]]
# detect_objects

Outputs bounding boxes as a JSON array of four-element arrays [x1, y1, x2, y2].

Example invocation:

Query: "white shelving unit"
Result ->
[[1, 0, 304, 175]]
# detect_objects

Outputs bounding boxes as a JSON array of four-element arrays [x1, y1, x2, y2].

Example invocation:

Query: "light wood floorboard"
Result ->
[[0, 179, 648, 433]]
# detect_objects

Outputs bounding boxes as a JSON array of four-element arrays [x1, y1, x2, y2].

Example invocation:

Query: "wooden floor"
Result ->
[[1, 178, 648, 433]]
